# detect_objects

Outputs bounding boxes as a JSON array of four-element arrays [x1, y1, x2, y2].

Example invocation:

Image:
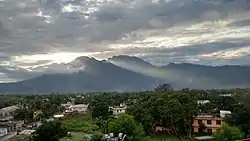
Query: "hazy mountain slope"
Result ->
[[0, 57, 164, 93], [163, 63, 250, 88], [108, 56, 250, 89], [1, 55, 250, 93], [108, 56, 182, 83]]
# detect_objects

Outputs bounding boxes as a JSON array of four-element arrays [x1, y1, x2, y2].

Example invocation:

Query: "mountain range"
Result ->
[[1, 55, 250, 93]]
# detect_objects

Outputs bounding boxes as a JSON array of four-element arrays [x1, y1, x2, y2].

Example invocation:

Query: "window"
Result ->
[[198, 120, 202, 124], [207, 128, 212, 133], [207, 120, 212, 125], [216, 120, 221, 125]]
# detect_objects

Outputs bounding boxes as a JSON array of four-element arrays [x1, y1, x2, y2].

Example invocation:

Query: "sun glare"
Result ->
[[13, 52, 101, 64]]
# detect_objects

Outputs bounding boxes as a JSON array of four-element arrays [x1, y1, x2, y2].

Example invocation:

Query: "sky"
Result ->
[[1, 0, 250, 82]]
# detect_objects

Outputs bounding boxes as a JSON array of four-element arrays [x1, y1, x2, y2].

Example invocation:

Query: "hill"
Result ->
[[0, 56, 164, 93], [1, 55, 250, 92]]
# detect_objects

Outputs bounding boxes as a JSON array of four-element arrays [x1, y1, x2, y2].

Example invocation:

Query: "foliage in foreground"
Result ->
[[108, 113, 147, 141], [213, 124, 244, 141], [32, 120, 67, 141]]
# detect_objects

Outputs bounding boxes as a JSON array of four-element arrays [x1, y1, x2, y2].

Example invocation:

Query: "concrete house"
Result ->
[[193, 115, 224, 133], [0, 106, 19, 119]]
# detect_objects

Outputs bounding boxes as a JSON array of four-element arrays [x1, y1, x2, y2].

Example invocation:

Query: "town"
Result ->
[[0, 85, 250, 141]]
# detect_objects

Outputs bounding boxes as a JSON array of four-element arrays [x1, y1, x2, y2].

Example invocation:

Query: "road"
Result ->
[[0, 132, 17, 141]]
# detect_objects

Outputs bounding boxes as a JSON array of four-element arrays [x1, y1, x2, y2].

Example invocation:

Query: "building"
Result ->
[[0, 120, 24, 132], [219, 110, 231, 118], [33, 110, 42, 118], [110, 104, 127, 115], [66, 104, 88, 113], [219, 94, 233, 97], [193, 115, 224, 133], [197, 100, 210, 105], [53, 114, 64, 118], [0, 106, 19, 119], [194, 136, 215, 141], [0, 128, 8, 137], [151, 125, 172, 135], [61, 102, 72, 108]]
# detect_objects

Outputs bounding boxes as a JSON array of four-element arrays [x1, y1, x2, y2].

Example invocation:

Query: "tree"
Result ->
[[213, 124, 243, 141], [33, 120, 67, 141], [107, 114, 146, 141], [226, 104, 250, 137], [90, 132, 103, 141], [154, 84, 173, 92], [127, 92, 198, 140], [92, 102, 110, 120], [14, 108, 34, 123]]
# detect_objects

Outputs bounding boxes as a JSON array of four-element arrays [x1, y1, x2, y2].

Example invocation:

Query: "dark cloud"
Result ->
[[1, 0, 250, 81], [227, 19, 250, 27], [0, 21, 9, 37]]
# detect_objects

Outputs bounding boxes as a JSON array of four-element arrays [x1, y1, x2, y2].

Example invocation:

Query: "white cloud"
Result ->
[[1, 0, 250, 81], [12, 52, 101, 64]]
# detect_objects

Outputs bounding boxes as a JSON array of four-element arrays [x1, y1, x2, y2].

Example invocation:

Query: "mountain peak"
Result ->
[[109, 55, 143, 61], [108, 55, 153, 66], [75, 56, 97, 62]]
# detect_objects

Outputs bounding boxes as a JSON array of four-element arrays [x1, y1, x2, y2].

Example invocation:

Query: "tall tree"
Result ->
[[107, 114, 146, 141], [213, 124, 243, 141], [226, 104, 250, 137], [154, 84, 173, 92], [33, 120, 67, 141], [92, 102, 110, 120]]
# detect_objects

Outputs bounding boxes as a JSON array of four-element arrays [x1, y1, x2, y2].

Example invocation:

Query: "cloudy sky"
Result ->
[[1, 0, 250, 82]]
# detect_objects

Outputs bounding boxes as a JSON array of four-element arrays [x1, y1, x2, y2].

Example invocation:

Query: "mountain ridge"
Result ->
[[1, 55, 250, 93]]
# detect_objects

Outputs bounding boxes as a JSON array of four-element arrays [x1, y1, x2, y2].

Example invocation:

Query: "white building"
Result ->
[[53, 114, 64, 118], [197, 100, 210, 105], [67, 104, 88, 113], [110, 104, 127, 115], [219, 94, 233, 97], [0, 106, 19, 119], [0, 128, 8, 137], [61, 102, 72, 108], [220, 110, 231, 118]]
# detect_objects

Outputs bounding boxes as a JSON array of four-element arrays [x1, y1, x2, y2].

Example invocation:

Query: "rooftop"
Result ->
[[69, 104, 88, 108], [20, 130, 36, 135], [194, 136, 215, 140], [0, 105, 19, 112], [53, 114, 64, 118]]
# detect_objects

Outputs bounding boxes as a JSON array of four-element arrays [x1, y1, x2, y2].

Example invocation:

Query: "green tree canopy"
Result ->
[[154, 84, 173, 92], [226, 104, 250, 137], [213, 124, 244, 141], [107, 113, 145, 141], [92, 102, 110, 120], [33, 120, 67, 141]]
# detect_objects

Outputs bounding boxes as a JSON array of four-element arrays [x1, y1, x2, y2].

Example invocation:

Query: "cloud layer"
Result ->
[[1, 0, 250, 81]]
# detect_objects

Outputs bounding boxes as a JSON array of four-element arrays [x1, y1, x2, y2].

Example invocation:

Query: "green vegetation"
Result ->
[[32, 120, 67, 141], [108, 114, 146, 141], [213, 124, 244, 141], [2, 84, 250, 141], [62, 113, 99, 133]]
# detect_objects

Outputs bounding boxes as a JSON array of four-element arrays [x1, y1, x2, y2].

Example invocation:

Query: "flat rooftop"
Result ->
[[194, 136, 215, 140]]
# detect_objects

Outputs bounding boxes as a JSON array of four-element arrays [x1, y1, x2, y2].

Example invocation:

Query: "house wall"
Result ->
[[0, 106, 19, 119], [193, 116, 224, 133], [0, 128, 8, 137]]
